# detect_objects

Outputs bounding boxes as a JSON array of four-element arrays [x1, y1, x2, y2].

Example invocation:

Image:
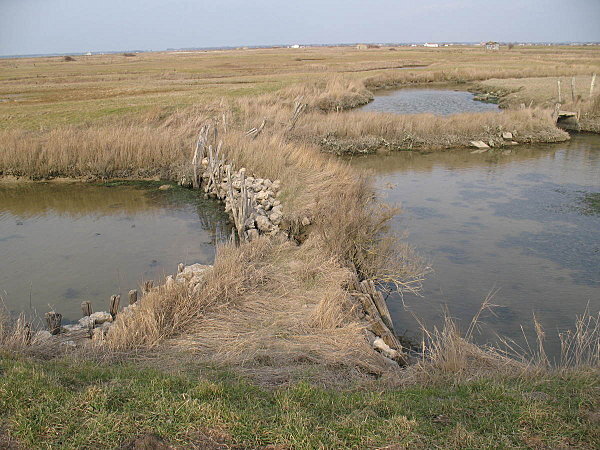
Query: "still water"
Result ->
[[361, 87, 500, 115], [350, 135, 599, 359], [0, 183, 231, 323]]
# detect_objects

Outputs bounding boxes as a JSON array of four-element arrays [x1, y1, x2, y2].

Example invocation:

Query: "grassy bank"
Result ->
[[475, 76, 600, 132], [1, 354, 598, 449]]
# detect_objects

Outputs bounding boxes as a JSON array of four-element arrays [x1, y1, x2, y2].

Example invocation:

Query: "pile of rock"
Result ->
[[198, 158, 287, 240]]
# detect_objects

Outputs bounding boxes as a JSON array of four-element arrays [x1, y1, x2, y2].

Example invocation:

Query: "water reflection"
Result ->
[[350, 134, 600, 359], [0, 183, 232, 322]]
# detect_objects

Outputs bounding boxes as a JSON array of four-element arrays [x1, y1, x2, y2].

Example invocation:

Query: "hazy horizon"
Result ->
[[1, 0, 600, 57]]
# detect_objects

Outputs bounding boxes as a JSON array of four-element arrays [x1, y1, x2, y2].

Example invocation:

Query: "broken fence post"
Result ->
[[81, 301, 92, 317], [128, 289, 138, 305], [109, 294, 120, 318]]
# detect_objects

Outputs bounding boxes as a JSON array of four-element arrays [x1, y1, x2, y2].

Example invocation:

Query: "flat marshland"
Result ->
[[1, 45, 600, 448]]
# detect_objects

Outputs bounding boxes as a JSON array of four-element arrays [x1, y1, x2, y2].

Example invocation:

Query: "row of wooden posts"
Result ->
[[556, 74, 596, 104], [44, 280, 156, 336]]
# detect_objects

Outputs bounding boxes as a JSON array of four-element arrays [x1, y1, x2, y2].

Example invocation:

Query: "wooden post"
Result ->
[[143, 280, 154, 294], [24, 322, 32, 345], [81, 301, 92, 317], [177, 263, 185, 274], [128, 289, 138, 305], [590, 73, 597, 99], [557, 79, 562, 103], [571, 77, 576, 103], [45, 311, 62, 335], [109, 295, 120, 318]]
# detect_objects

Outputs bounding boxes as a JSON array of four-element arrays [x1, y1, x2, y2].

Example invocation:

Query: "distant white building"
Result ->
[[423, 43, 439, 48], [290, 44, 300, 49], [85, 52, 92, 56]]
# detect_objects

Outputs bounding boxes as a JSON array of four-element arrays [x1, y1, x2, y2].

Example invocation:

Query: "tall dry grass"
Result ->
[[106, 237, 392, 377], [404, 297, 600, 385], [295, 107, 568, 153]]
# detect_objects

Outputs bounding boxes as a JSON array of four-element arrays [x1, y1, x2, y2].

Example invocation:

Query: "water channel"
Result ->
[[361, 87, 500, 115], [0, 182, 232, 323], [350, 134, 599, 359]]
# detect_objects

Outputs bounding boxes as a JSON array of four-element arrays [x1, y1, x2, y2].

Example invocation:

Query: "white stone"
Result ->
[[501, 132, 513, 139], [373, 337, 400, 361], [470, 140, 490, 149], [301, 217, 311, 226]]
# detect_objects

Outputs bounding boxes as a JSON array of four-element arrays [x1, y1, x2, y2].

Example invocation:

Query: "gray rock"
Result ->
[[269, 211, 283, 224], [34, 330, 52, 342], [256, 215, 272, 232], [501, 131, 513, 139], [247, 229, 259, 241], [89, 311, 112, 325], [301, 217, 311, 226]]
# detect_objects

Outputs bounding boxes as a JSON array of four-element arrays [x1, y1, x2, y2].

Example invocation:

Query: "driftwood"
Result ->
[[245, 118, 266, 139], [359, 280, 394, 332], [192, 125, 210, 189], [45, 311, 62, 335], [288, 99, 306, 132]]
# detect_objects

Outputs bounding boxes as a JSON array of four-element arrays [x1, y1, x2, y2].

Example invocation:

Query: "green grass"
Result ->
[[1, 354, 598, 449]]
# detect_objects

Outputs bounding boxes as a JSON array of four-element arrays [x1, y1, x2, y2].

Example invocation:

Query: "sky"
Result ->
[[1, 0, 600, 56]]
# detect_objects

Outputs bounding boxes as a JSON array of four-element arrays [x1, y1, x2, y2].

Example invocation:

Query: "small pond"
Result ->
[[350, 134, 599, 360], [0, 182, 232, 323], [361, 87, 500, 115]]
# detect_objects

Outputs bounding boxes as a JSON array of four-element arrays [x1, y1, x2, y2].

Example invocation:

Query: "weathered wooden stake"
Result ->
[[128, 289, 138, 305], [571, 76, 576, 103], [557, 79, 562, 103], [177, 263, 185, 274], [81, 301, 92, 317], [24, 322, 32, 345], [45, 311, 62, 335], [590, 73, 597, 98], [109, 294, 120, 318]]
